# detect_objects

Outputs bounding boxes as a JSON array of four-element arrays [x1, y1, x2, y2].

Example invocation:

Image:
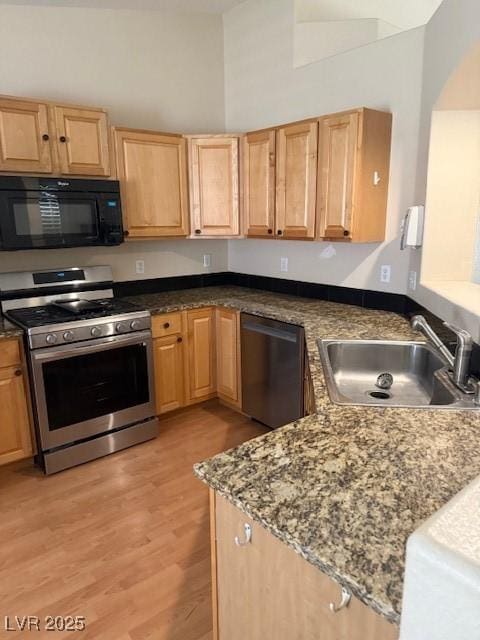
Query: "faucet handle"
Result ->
[[443, 322, 473, 347]]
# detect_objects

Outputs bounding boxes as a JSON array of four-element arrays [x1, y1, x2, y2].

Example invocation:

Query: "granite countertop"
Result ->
[[0, 316, 24, 340], [126, 287, 480, 622]]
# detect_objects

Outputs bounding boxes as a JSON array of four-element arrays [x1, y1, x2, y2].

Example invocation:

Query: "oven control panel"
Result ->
[[28, 313, 151, 350]]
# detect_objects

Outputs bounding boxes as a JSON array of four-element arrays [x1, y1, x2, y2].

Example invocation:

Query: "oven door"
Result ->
[[0, 190, 102, 250], [30, 331, 156, 451]]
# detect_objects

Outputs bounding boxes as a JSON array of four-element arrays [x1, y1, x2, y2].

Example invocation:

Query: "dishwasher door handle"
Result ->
[[242, 321, 299, 343]]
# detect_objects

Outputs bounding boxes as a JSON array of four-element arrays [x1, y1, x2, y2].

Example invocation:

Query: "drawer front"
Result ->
[[0, 338, 21, 368], [152, 312, 183, 338]]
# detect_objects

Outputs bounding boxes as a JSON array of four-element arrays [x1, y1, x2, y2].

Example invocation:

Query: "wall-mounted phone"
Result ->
[[400, 206, 424, 250]]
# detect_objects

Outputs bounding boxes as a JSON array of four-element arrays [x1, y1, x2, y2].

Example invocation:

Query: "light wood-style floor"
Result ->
[[0, 401, 267, 640]]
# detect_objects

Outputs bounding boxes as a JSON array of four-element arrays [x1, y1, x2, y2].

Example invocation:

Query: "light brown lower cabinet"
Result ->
[[153, 308, 218, 413], [186, 307, 217, 403], [0, 339, 33, 466], [153, 334, 185, 414], [215, 308, 241, 407], [211, 491, 399, 640]]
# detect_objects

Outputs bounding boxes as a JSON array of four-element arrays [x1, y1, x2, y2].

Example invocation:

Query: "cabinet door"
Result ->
[[0, 98, 53, 173], [317, 112, 359, 240], [0, 366, 32, 466], [186, 308, 216, 402], [114, 128, 189, 237], [54, 105, 111, 176], [154, 335, 185, 414], [244, 130, 275, 238], [214, 493, 398, 640], [216, 308, 240, 405], [189, 136, 240, 237], [275, 122, 317, 239]]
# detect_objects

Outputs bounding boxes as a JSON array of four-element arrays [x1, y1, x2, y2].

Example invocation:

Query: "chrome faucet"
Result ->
[[410, 315, 473, 390]]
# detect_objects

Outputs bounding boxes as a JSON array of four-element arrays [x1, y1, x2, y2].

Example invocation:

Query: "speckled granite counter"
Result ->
[[127, 286, 480, 624], [0, 316, 24, 340]]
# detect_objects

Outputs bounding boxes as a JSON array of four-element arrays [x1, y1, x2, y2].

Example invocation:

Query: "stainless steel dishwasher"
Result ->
[[241, 313, 305, 429]]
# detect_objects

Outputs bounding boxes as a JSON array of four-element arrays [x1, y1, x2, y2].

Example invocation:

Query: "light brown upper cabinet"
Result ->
[[0, 95, 112, 177], [0, 97, 53, 173], [54, 105, 110, 176], [188, 135, 240, 237], [276, 121, 318, 240], [244, 130, 276, 237], [114, 128, 189, 238], [317, 108, 392, 243]]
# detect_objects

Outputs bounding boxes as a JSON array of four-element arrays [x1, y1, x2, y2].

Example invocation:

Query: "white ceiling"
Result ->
[[0, 0, 245, 13]]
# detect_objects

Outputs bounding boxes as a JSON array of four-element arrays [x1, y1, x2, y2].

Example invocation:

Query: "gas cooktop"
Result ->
[[5, 298, 141, 329]]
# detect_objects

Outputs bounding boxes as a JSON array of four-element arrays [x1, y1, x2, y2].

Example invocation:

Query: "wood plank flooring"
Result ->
[[0, 401, 267, 640]]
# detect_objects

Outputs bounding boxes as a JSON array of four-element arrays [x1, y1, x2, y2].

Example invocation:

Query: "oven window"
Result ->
[[12, 197, 98, 243], [42, 344, 150, 431]]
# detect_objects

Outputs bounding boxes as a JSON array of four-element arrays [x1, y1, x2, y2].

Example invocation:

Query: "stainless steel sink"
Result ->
[[318, 339, 478, 409]]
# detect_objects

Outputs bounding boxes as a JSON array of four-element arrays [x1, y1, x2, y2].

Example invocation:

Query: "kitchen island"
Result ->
[[129, 285, 480, 628]]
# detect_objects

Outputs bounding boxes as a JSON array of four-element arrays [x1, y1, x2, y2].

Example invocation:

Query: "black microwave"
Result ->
[[0, 176, 124, 251]]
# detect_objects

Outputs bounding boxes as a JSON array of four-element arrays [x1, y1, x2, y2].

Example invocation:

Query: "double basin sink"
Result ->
[[318, 340, 478, 410]]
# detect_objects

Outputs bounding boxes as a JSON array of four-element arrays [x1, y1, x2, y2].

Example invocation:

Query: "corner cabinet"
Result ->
[[188, 136, 240, 237], [0, 339, 33, 466], [211, 492, 399, 640], [317, 108, 392, 243], [114, 128, 189, 238], [0, 95, 111, 177]]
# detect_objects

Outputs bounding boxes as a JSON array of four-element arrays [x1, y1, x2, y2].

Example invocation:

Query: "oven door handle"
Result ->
[[32, 330, 152, 362]]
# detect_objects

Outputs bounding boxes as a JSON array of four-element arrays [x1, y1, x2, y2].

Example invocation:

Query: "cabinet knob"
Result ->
[[164, 322, 170, 329], [177, 336, 183, 343], [195, 229, 202, 235], [234, 523, 252, 547], [14, 369, 22, 377], [123, 230, 130, 237], [59, 135, 67, 143], [42, 134, 49, 141], [277, 230, 283, 236], [343, 230, 350, 237], [267, 229, 273, 235], [329, 586, 352, 613]]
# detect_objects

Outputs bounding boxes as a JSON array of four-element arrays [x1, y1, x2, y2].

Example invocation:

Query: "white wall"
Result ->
[[408, 0, 480, 328], [293, 19, 396, 67], [0, 5, 225, 132], [0, 4, 228, 282], [0, 239, 228, 282], [421, 111, 480, 283], [224, 0, 425, 294]]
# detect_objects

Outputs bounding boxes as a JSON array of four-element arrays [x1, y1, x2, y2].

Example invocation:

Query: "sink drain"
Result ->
[[369, 390, 391, 400]]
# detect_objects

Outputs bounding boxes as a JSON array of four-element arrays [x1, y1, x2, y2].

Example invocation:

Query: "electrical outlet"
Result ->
[[135, 260, 145, 275], [408, 270, 417, 291], [280, 257, 288, 272], [203, 254, 211, 268], [380, 265, 391, 283]]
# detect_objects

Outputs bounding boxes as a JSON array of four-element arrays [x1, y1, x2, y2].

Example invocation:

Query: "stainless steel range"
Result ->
[[0, 266, 158, 474]]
